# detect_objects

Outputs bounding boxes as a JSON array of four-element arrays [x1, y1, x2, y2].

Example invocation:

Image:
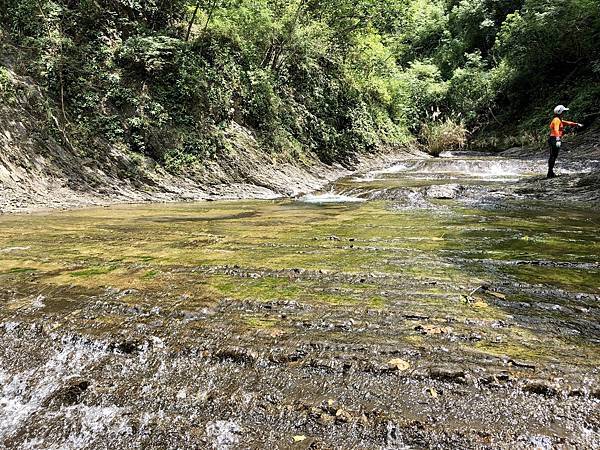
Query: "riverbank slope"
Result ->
[[0, 66, 423, 214]]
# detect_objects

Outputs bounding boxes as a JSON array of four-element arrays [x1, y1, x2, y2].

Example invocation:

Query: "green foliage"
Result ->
[[1, 0, 598, 166], [395, 62, 448, 129], [493, 0, 600, 106], [0, 67, 13, 94], [447, 52, 493, 123], [394, 0, 448, 65]]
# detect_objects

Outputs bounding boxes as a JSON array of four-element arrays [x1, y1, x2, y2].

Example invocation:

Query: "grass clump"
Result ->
[[420, 118, 468, 156]]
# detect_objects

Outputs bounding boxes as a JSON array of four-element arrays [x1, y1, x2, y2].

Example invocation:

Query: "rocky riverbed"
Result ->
[[1, 150, 599, 449]]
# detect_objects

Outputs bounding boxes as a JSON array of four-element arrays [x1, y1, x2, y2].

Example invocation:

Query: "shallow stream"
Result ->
[[1, 153, 599, 449]]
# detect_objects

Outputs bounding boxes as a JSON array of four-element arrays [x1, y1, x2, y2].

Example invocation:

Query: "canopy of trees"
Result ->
[[1, 0, 598, 165]]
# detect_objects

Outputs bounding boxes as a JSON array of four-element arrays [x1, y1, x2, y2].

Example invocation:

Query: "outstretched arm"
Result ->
[[563, 120, 583, 127]]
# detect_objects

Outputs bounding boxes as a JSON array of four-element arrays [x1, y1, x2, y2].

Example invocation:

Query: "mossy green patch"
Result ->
[[205, 274, 360, 305], [142, 270, 160, 280], [70, 265, 117, 277], [368, 296, 387, 309], [0, 197, 598, 370], [245, 316, 278, 329]]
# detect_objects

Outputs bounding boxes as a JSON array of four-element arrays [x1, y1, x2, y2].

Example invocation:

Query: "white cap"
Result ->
[[554, 105, 569, 115]]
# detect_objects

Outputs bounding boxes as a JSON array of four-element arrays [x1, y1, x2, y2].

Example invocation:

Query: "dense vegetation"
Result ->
[[1, 0, 598, 167]]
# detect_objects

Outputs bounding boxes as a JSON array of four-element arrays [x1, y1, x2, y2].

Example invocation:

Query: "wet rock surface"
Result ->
[[425, 184, 463, 199], [1, 150, 599, 448]]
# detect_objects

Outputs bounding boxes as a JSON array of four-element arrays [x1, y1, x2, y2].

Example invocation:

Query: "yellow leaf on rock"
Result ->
[[293, 435, 306, 442], [387, 358, 410, 371], [472, 299, 489, 308]]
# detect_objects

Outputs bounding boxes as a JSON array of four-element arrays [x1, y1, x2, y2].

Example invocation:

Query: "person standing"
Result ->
[[547, 105, 583, 178]]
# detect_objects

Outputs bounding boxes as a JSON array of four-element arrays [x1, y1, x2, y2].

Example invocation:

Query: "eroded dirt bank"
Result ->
[[0, 111, 417, 214], [0, 64, 425, 214], [1, 150, 599, 449]]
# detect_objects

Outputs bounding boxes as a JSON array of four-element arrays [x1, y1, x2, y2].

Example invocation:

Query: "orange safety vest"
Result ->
[[549, 117, 577, 138]]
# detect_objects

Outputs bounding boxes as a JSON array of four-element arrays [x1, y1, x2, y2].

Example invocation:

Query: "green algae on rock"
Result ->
[[1, 153, 599, 448]]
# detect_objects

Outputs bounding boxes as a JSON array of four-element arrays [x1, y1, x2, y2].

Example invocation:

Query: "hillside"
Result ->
[[0, 0, 598, 211]]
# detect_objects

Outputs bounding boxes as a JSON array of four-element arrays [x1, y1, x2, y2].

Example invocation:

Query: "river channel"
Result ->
[[1, 152, 599, 449]]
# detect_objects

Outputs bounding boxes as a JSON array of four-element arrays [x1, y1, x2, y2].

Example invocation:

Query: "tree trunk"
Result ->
[[186, 1, 202, 41], [200, 0, 218, 40]]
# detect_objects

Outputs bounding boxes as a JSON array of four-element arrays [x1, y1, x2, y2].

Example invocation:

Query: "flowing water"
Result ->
[[0, 153, 599, 449]]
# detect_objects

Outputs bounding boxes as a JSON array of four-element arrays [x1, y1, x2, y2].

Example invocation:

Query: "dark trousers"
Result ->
[[548, 137, 560, 176]]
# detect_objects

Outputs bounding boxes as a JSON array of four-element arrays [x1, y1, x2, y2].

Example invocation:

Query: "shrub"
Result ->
[[420, 118, 468, 156], [395, 61, 448, 130], [447, 52, 493, 124], [0, 66, 15, 100]]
